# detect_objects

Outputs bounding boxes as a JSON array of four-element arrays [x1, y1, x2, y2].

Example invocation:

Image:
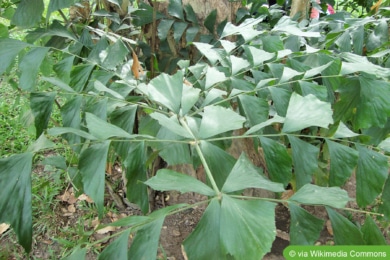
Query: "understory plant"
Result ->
[[0, 0, 389, 259]]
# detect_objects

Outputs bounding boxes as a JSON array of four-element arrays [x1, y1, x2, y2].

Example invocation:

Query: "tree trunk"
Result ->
[[290, 0, 310, 21]]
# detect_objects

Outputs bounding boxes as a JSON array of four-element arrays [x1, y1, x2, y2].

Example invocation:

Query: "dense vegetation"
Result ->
[[0, 0, 389, 259]]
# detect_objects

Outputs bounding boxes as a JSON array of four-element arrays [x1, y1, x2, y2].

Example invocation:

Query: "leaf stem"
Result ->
[[179, 117, 221, 195]]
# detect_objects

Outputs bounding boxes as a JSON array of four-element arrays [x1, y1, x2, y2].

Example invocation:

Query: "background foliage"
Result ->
[[0, 0, 389, 259]]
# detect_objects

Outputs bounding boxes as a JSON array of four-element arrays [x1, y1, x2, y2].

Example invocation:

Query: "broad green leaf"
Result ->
[[262, 35, 284, 52], [193, 42, 220, 65], [157, 19, 174, 41], [220, 40, 236, 53], [326, 207, 365, 245], [173, 21, 188, 42], [269, 87, 291, 117], [42, 77, 76, 93], [231, 55, 250, 75], [298, 81, 328, 102], [222, 153, 285, 193], [98, 229, 130, 260], [62, 246, 87, 260], [366, 20, 389, 52], [53, 56, 74, 83], [204, 9, 217, 34], [148, 71, 183, 113], [205, 66, 227, 89], [332, 122, 360, 138], [123, 142, 149, 214], [361, 215, 387, 245], [303, 61, 333, 79], [101, 39, 129, 70], [183, 4, 198, 24], [288, 136, 319, 189], [30, 92, 56, 138], [238, 95, 269, 127], [199, 106, 245, 139], [356, 145, 388, 207], [351, 25, 364, 55], [60, 96, 83, 150], [85, 112, 134, 140], [273, 17, 320, 37], [326, 140, 359, 187], [145, 169, 215, 196], [378, 137, 390, 153], [79, 141, 110, 217], [221, 17, 264, 41], [0, 38, 28, 74], [70, 64, 95, 92], [259, 137, 292, 186], [0, 153, 33, 253], [150, 112, 192, 139], [283, 93, 333, 133], [168, 0, 184, 20], [242, 45, 275, 66], [48, 127, 97, 140], [108, 215, 149, 228], [202, 88, 227, 107], [200, 141, 236, 189], [47, 0, 75, 21], [181, 84, 200, 115], [289, 203, 324, 245], [128, 205, 184, 259], [183, 198, 223, 259], [220, 195, 276, 259], [0, 23, 8, 38], [132, 2, 165, 27], [27, 134, 55, 153], [289, 184, 350, 208], [379, 177, 390, 220], [340, 53, 390, 78], [335, 31, 351, 52], [94, 80, 124, 100], [245, 115, 285, 135], [19, 47, 49, 90], [11, 0, 44, 28], [279, 67, 303, 84]]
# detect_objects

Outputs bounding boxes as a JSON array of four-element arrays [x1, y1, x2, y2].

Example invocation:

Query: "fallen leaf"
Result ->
[[326, 219, 333, 235], [131, 52, 144, 80], [67, 204, 76, 213], [96, 226, 116, 234], [0, 223, 10, 235]]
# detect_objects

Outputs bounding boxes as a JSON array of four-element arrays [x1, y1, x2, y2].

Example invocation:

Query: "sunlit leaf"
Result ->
[[231, 55, 250, 75], [289, 203, 324, 245], [181, 84, 200, 115], [222, 153, 285, 193], [259, 137, 292, 186], [193, 42, 220, 65], [326, 207, 365, 245], [242, 45, 275, 66], [356, 145, 388, 207], [283, 93, 333, 133], [332, 122, 360, 138], [199, 106, 245, 139], [290, 184, 350, 208], [30, 92, 56, 138], [245, 115, 285, 135], [79, 141, 110, 217], [326, 140, 359, 187], [0, 153, 33, 253], [288, 136, 319, 189], [150, 112, 192, 139], [145, 169, 215, 196]]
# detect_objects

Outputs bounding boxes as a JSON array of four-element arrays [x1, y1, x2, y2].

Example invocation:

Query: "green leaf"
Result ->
[[0, 38, 28, 74], [150, 112, 192, 139], [79, 141, 110, 217], [85, 112, 134, 140], [0, 153, 33, 253], [193, 42, 220, 65], [326, 140, 359, 187], [303, 61, 334, 79], [231, 55, 250, 75], [48, 127, 97, 140], [98, 229, 130, 260], [123, 142, 149, 214], [145, 169, 215, 196], [332, 122, 360, 138], [183, 4, 198, 24], [27, 133, 55, 153], [200, 141, 236, 189], [361, 215, 387, 245], [173, 21, 188, 42], [283, 93, 333, 133], [101, 40, 129, 70], [199, 106, 245, 139], [147, 71, 183, 113], [262, 35, 284, 52], [326, 207, 365, 245], [183, 198, 223, 259], [288, 136, 319, 189], [289, 203, 324, 245], [238, 95, 269, 127], [204, 9, 217, 34], [242, 45, 275, 66], [269, 87, 291, 117], [205, 66, 227, 90], [168, 0, 184, 20], [11, 0, 44, 28], [378, 137, 390, 153], [379, 177, 390, 220], [221, 17, 264, 41], [351, 25, 364, 55], [62, 247, 86, 260], [42, 77, 76, 93], [245, 115, 285, 135], [289, 184, 350, 208], [298, 81, 328, 102], [47, 0, 75, 21], [259, 137, 292, 186], [222, 153, 285, 193], [94, 80, 124, 100], [220, 195, 276, 259], [155, 128, 192, 165], [157, 19, 174, 41], [53, 56, 74, 83], [356, 145, 388, 207], [181, 84, 200, 115], [366, 20, 389, 52], [30, 92, 56, 138], [335, 31, 351, 52], [19, 47, 49, 90], [70, 64, 95, 92]]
